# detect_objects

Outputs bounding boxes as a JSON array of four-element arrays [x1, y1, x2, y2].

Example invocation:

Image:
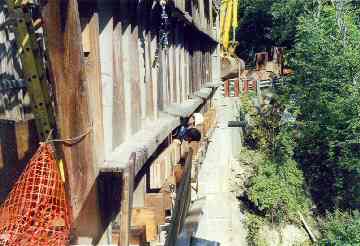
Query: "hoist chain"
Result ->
[[153, 0, 171, 68]]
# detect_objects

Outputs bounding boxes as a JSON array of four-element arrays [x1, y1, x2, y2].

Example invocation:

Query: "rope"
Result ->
[[41, 126, 93, 146]]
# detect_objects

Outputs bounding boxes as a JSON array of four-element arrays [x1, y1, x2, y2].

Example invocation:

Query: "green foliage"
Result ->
[[241, 92, 285, 152], [236, 0, 273, 62], [238, 1, 360, 243], [248, 158, 308, 223], [286, 6, 360, 211], [319, 210, 360, 245], [245, 213, 267, 246], [271, 0, 314, 47], [236, 0, 313, 62], [240, 93, 309, 224]]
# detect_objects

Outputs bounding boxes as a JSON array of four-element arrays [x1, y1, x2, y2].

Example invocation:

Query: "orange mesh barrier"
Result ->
[[0, 144, 71, 246]]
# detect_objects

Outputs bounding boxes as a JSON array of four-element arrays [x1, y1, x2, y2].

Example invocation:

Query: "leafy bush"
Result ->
[[245, 213, 267, 246], [240, 90, 309, 224], [247, 158, 308, 223], [286, 6, 360, 211], [320, 210, 360, 245], [241, 91, 286, 152]]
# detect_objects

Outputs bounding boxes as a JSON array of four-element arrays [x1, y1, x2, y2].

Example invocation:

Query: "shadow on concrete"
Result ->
[[190, 237, 221, 246], [176, 197, 207, 246], [70, 172, 123, 245]]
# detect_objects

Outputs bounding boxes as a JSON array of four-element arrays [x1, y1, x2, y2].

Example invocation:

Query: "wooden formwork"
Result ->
[[1, 1, 219, 244]]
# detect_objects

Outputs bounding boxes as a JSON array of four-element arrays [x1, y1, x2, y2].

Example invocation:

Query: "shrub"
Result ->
[[320, 210, 360, 245], [246, 213, 267, 246], [247, 158, 308, 223]]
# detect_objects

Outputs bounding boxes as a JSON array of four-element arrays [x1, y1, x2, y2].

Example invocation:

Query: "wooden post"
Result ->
[[224, 80, 230, 97], [118, 154, 135, 246], [42, 0, 96, 219], [243, 80, 249, 94], [234, 79, 240, 97], [252, 80, 257, 92]]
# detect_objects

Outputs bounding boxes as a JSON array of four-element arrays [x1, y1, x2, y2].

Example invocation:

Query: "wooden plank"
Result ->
[[150, 6, 159, 119], [42, 0, 95, 220], [180, 27, 186, 102], [137, 2, 147, 124], [174, 23, 181, 104], [129, 226, 146, 246], [145, 193, 169, 225], [163, 98, 203, 118], [149, 141, 181, 190], [131, 208, 157, 242], [143, 1, 155, 119], [119, 155, 135, 246], [81, 20, 91, 54], [81, 10, 105, 175], [169, 28, 176, 104], [121, 0, 141, 136], [174, 164, 184, 186], [113, 8, 126, 146]]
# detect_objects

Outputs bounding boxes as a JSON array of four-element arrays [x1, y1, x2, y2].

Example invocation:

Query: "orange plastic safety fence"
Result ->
[[0, 144, 71, 246]]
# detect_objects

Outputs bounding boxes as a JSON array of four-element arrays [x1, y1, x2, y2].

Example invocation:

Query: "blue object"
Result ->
[[177, 125, 188, 140]]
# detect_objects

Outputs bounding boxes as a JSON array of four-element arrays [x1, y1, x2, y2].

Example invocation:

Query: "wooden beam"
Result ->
[[113, 8, 126, 147], [42, 0, 96, 220], [163, 98, 203, 118], [129, 226, 146, 246], [118, 155, 135, 246], [102, 114, 178, 174], [81, 11, 105, 175], [131, 208, 157, 242]]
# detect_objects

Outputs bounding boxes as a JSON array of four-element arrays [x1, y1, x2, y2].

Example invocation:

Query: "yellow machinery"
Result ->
[[5, 0, 56, 141], [220, 0, 239, 57]]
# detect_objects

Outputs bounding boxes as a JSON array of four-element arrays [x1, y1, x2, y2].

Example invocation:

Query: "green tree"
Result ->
[[235, 0, 312, 62], [320, 210, 360, 245], [284, 6, 360, 211]]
